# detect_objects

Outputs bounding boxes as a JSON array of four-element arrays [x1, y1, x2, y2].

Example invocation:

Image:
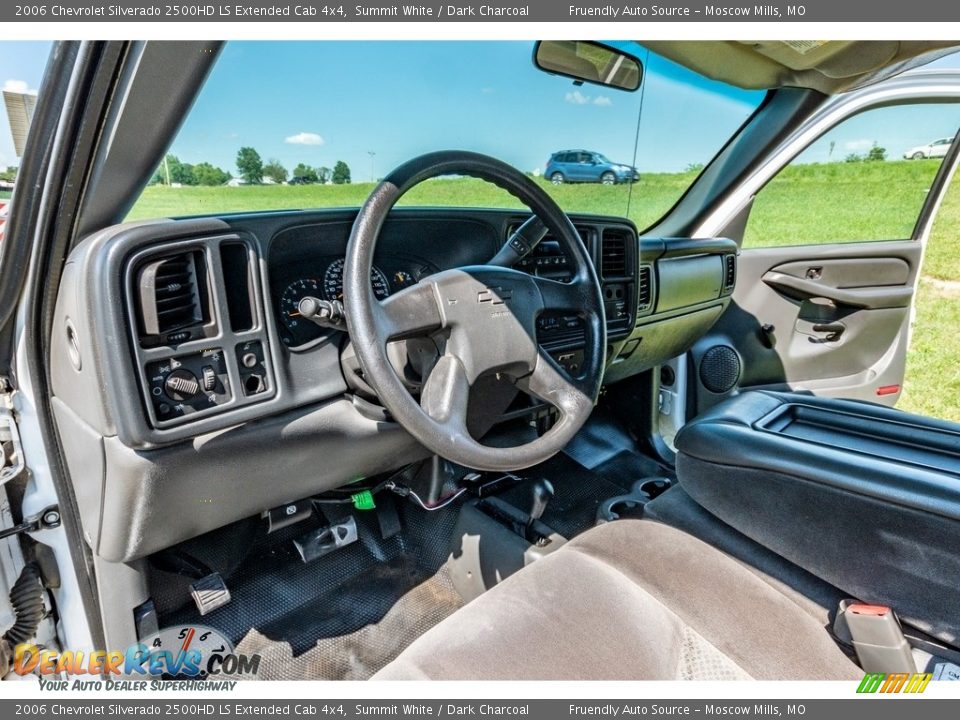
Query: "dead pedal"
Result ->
[[189, 572, 232, 616]]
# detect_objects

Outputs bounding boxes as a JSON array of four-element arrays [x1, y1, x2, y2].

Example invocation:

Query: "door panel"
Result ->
[[676, 92, 960, 428], [687, 241, 923, 415]]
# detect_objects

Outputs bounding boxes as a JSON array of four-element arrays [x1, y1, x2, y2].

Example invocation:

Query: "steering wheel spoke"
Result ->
[[519, 350, 591, 419], [375, 281, 443, 341], [420, 354, 471, 433]]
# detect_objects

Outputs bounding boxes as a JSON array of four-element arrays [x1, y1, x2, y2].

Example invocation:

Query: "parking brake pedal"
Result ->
[[293, 516, 358, 563], [189, 573, 232, 616]]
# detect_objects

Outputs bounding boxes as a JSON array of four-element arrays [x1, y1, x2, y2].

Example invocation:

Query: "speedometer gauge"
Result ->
[[322, 258, 390, 302]]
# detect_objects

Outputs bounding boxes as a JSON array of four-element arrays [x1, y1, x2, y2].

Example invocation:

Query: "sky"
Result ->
[[2, 42, 960, 177], [160, 41, 765, 180], [0, 41, 763, 177], [0, 41, 50, 168]]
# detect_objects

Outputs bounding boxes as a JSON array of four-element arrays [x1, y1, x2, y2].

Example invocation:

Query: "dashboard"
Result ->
[[50, 206, 737, 562]]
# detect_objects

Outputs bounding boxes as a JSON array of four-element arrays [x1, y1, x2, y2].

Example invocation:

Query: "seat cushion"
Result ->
[[373, 520, 860, 680]]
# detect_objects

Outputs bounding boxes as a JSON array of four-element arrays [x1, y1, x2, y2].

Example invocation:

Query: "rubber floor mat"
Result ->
[[158, 495, 464, 680], [234, 564, 462, 680]]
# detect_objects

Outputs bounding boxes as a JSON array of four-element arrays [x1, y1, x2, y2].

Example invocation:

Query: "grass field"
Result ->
[[126, 172, 700, 230], [127, 160, 960, 421]]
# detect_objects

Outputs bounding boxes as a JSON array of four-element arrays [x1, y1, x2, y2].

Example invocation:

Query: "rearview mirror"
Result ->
[[534, 41, 643, 92]]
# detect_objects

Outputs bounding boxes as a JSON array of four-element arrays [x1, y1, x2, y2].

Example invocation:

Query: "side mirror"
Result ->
[[534, 41, 643, 92]]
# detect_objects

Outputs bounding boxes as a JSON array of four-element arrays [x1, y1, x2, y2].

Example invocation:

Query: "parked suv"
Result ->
[[545, 149, 638, 184]]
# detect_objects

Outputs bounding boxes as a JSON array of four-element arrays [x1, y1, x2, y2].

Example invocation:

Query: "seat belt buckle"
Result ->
[[838, 600, 915, 673]]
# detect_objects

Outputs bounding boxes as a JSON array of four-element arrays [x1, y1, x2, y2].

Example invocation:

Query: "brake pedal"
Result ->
[[189, 573, 232, 616]]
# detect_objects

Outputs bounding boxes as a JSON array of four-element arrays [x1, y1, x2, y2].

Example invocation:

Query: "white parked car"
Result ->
[[904, 136, 955, 158]]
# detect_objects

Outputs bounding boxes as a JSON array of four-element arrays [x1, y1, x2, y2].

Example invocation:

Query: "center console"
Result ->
[[674, 390, 960, 646]]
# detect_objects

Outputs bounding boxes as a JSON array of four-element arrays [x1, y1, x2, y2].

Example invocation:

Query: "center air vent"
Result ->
[[600, 229, 631, 279], [638, 264, 653, 312], [135, 251, 208, 346]]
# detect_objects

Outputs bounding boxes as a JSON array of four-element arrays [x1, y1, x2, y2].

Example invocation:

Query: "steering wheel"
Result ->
[[343, 151, 606, 471]]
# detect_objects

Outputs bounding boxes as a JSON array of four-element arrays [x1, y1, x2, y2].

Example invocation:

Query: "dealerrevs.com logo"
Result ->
[[14, 625, 261, 684], [857, 673, 932, 694]]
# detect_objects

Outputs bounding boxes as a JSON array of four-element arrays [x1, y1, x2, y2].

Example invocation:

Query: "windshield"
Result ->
[[127, 42, 763, 230]]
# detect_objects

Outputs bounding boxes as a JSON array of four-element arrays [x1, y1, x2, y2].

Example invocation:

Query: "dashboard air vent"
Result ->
[[600, 230, 630, 279], [724, 254, 737, 291], [638, 265, 653, 311], [136, 251, 207, 344]]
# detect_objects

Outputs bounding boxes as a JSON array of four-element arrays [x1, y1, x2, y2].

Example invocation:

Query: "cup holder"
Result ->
[[595, 477, 672, 524]]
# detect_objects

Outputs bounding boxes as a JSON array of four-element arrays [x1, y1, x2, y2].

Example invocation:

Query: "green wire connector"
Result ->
[[351, 490, 376, 511]]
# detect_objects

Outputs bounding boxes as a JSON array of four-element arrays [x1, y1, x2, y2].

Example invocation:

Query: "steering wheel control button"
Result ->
[[164, 370, 200, 400], [145, 347, 232, 425]]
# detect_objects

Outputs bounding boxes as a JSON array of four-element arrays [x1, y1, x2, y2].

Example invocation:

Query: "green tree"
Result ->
[[236, 147, 263, 184], [866, 143, 887, 162], [316, 166, 331, 184], [844, 153, 863, 164], [193, 162, 231, 186], [263, 158, 289, 184], [156, 154, 197, 185], [292, 163, 319, 183], [0, 166, 18, 183], [332, 160, 351, 185]]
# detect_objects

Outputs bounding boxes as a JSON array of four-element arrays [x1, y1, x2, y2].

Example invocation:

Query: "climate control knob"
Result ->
[[164, 369, 201, 401]]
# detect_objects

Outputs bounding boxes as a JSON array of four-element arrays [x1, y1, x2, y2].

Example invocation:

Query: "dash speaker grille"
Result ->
[[699, 345, 741, 394]]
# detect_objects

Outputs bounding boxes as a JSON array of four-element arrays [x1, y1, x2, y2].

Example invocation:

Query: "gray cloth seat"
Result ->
[[374, 519, 861, 680]]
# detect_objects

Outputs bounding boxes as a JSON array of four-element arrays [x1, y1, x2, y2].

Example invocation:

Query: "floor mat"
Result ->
[[153, 412, 668, 679], [157, 495, 464, 680], [234, 564, 463, 680], [561, 406, 658, 472]]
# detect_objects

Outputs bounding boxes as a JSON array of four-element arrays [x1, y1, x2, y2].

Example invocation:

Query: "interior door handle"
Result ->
[[812, 322, 845, 341], [761, 271, 913, 309]]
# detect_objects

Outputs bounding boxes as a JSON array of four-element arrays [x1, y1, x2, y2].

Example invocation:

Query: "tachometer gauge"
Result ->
[[279, 278, 327, 347], [281, 278, 322, 331], [322, 258, 390, 302]]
